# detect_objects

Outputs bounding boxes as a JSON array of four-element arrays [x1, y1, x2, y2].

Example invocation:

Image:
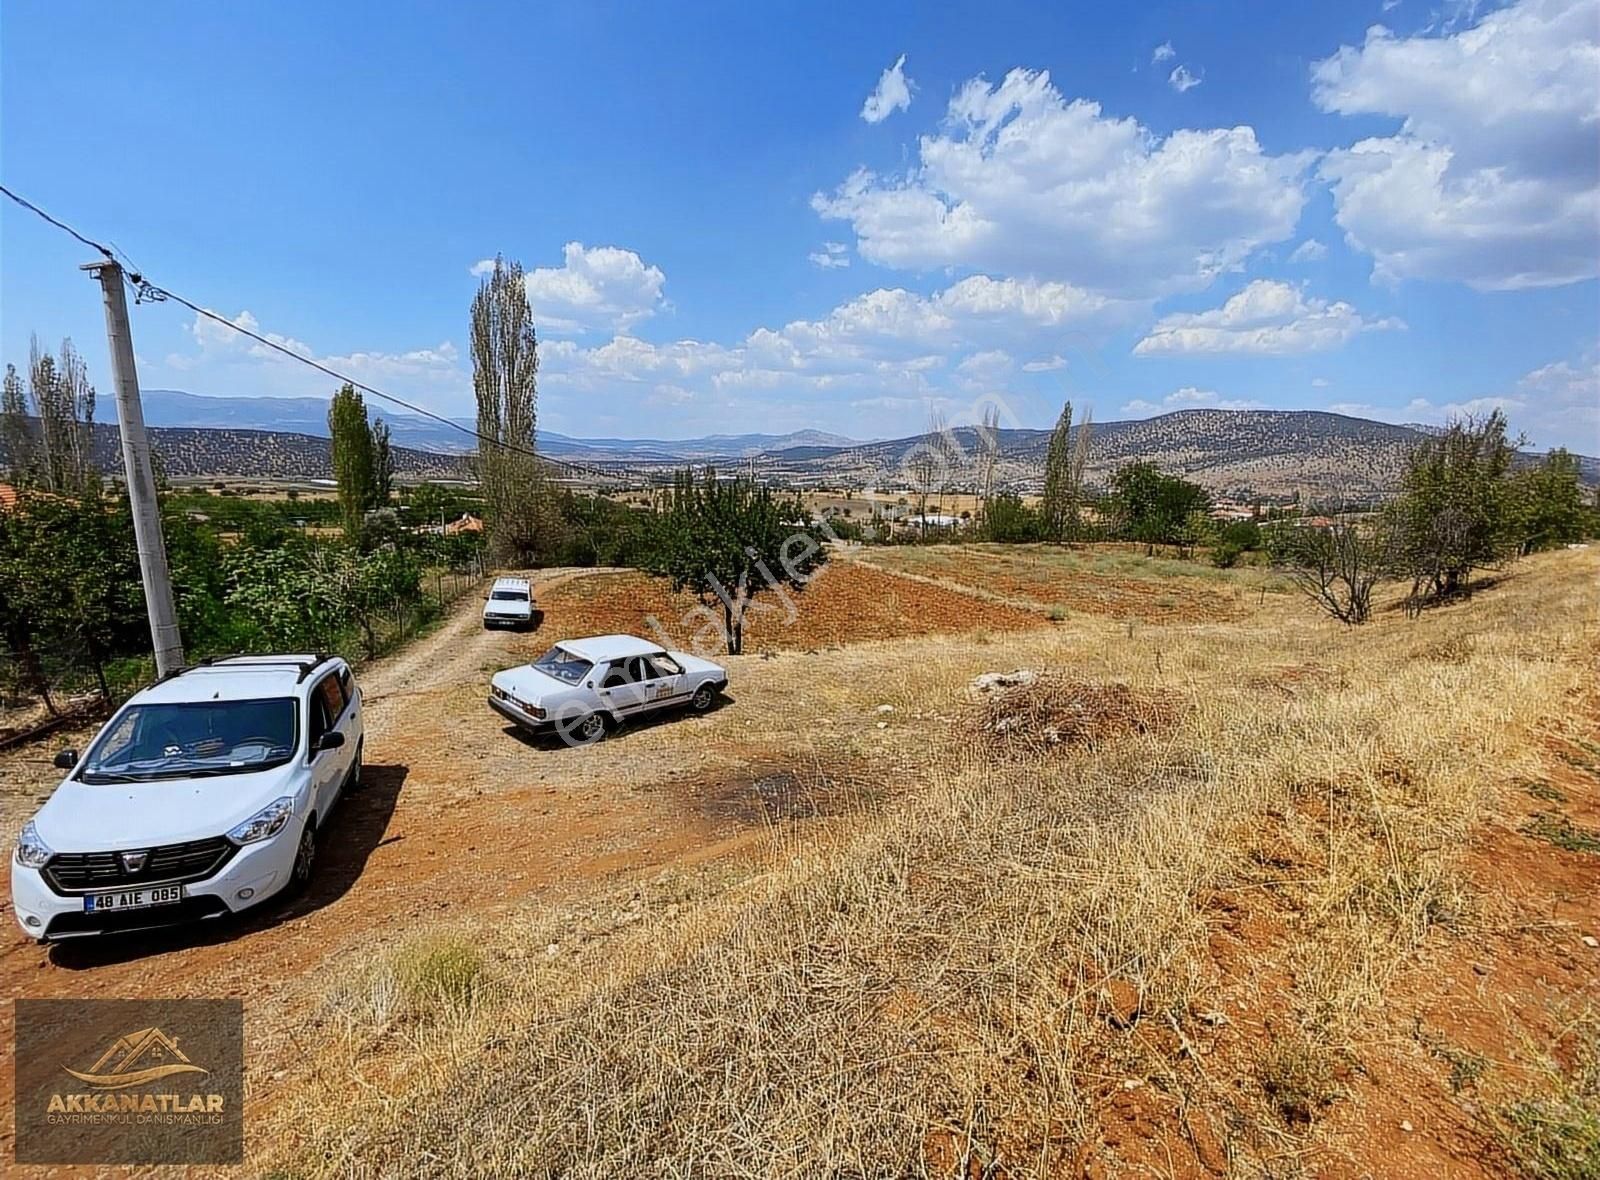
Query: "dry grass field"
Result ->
[[250, 548, 1599, 1178]]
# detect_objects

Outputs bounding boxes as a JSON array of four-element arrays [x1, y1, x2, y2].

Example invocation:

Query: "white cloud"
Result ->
[[1022, 354, 1068, 372], [814, 68, 1310, 297], [808, 241, 851, 269], [1311, 377, 1331, 388], [1121, 386, 1267, 416], [471, 243, 666, 335], [1132, 279, 1402, 356], [860, 54, 913, 123], [954, 349, 1015, 388], [162, 309, 464, 405], [1313, 0, 1600, 290], [1288, 238, 1328, 263], [1152, 42, 1176, 64], [1168, 65, 1202, 92]]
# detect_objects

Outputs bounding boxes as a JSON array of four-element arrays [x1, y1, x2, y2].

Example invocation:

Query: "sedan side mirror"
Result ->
[[313, 731, 346, 753], [53, 749, 78, 770]]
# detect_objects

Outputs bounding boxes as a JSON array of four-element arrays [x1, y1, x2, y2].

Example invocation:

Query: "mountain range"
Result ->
[[137, 390, 861, 461], [7, 391, 1593, 500]]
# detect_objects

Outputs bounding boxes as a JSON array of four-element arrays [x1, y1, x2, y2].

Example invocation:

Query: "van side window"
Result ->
[[338, 667, 354, 703], [317, 674, 346, 720]]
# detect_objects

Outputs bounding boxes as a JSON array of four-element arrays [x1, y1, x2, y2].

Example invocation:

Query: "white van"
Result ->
[[483, 577, 536, 630]]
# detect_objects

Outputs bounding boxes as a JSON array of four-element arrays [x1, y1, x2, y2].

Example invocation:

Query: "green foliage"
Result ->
[[470, 257, 541, 566], [0, 491, 145, 697], [1510, 449, 1588, 552], [1106, 461, 1210, 552], [1493, 1024, 1600, 1180], [1385, 411, 1520, 607], [641, 469, 827, 654], [983, 491, 1044, 543], [372, 418, 395, 506], [328, 384, 377, 540]]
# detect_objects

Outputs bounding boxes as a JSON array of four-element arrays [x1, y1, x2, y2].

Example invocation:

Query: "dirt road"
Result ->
[[0, 567, 782, 1162]]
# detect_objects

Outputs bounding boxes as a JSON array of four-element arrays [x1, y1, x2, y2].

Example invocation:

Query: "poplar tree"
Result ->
[[470, 256, 540, 565], [328, 384, 375, 540]]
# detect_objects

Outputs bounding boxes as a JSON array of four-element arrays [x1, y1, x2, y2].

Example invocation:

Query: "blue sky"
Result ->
[[3, 0, 1596, 449]]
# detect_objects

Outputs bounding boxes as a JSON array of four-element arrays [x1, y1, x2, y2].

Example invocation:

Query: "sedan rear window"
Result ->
[[79, 698, 298, 783], [532, 646, 592, 684]]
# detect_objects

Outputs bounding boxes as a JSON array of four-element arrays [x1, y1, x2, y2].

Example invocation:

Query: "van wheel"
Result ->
[[287, 820, 317, 895], [691, 683, 717, 712]]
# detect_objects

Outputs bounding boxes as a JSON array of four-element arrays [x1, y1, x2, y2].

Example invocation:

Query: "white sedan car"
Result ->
[[11, 655, 363, 941], [489, 634, 727, 744]]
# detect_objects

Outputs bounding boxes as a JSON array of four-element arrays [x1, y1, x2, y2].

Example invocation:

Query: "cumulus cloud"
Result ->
[[814, 68, 1310, 297], [1168, 65, 1202, 92], [1312, 0, 1600, 290], [538, 272, 1136, 431], [861, 54, 913, 123], [1152, 42, 1176, 64], [808, 241, 851, 269], [1022, 355, 1068, 372], [164, 309, 463, 404], [1288, 238, 1328, 263], [471, 243, 666, 335], [1121, 386, 1267, 416], [1132, 279, 1402, 356]]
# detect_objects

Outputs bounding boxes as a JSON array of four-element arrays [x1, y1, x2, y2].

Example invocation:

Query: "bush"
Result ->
[[394, 936, 483, 1015], [1210, 542, 1243, 568]]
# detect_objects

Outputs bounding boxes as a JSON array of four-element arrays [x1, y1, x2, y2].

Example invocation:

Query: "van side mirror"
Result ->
[[53, 749, 78, 770], [313, 731, 346, 753]]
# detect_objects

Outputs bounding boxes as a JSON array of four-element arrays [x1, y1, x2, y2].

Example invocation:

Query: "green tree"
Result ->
[[328, 384, 376, 540], [1385, 411, 1519, 609], [1107, 461, 1210, 553], [1039, 401, 1091, 541], [372, 417, 395, 506], [642, 469, 827, 655], [1510, 448, 1586, 553], [983, 491, 1043, 543], [0, 493, 143, 698], [1, 363, 31, 482], [470, 256, 541, 566]]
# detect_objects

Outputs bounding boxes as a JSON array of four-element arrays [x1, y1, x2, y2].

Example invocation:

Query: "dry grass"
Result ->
[[259, 550, 1599, 1178]]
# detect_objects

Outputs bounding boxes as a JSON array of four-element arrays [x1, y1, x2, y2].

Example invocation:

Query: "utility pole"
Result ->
[[82, 260, 185, 676]]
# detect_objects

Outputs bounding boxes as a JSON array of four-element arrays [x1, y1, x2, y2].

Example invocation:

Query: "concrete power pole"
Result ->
[[82, 260, 185, 676]]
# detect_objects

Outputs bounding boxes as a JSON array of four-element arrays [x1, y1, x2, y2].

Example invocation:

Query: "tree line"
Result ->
[[1280, 411, 1595, 624]]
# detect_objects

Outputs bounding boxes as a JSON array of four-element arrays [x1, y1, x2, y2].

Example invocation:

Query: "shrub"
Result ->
[[395, 936, 483, 1015]]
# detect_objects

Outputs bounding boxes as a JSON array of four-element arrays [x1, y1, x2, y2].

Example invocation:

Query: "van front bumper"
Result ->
[[10, 826, 302, 941]]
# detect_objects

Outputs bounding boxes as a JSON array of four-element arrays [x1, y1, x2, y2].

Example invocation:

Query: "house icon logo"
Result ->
[[62, 1027, 209, 1090]]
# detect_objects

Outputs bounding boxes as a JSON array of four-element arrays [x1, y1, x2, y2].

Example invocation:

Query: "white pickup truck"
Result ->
[[489, 634, 727, 744]]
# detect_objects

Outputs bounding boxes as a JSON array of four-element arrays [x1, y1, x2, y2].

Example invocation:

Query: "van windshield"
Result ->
[[79, 699, 299, 783], [490, 590, 529, 601]]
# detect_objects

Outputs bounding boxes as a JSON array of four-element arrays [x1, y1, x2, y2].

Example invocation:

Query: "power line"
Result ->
[[0, 182, 665, 487]]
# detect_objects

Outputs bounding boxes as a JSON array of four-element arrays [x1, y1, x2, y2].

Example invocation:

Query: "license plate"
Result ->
[[84, 884, 185, 913]]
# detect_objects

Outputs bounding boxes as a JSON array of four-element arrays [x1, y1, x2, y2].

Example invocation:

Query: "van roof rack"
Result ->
[[154, 653, 332, 686]]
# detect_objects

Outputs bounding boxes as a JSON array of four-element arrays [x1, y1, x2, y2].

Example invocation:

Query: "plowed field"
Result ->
[[532, 562, 1047, 654]]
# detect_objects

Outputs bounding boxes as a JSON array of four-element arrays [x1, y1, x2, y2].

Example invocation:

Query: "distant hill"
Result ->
[[761, 410, 1600, 500], [139, 390, 865, 461], [1, 418, 471, 482], [6, 404, 1592, 500]]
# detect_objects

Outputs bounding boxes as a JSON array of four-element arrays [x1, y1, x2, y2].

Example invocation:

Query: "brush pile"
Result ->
[[967, 668, 1174, 750]]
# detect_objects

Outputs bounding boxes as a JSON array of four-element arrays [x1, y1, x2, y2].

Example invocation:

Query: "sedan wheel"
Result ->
[[575, 712, 607, 743], [691, 684, 717, 712]]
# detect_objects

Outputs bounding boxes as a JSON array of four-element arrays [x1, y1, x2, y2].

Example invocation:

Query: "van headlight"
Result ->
[[227, 798, 295, 845], [15, 821, 52, 869]]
